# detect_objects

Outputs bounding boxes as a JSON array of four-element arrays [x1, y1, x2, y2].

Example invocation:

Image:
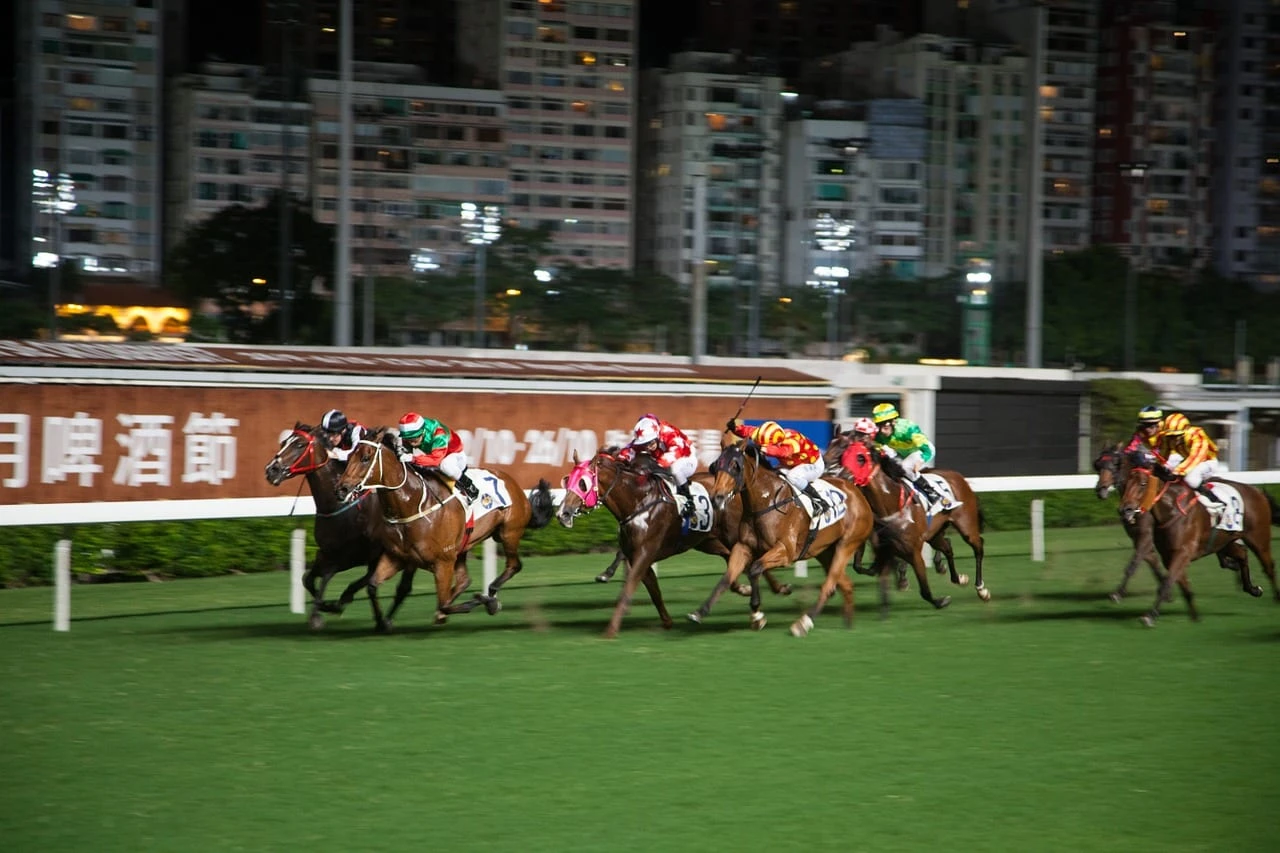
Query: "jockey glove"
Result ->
[[726, 418, 744, 432], [1154, 464, 1178, 482]]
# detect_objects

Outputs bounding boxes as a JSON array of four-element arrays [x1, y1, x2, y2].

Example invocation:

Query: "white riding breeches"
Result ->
[[783, 460, 825, 491], [1177, 458, 1227, 490], [898, 450, 932, 480], [668, 454, 697, 486], [439, 451, 469, 481]]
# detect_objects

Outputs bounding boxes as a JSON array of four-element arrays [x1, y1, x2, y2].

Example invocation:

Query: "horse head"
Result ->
[[709, 442, 751, 513], [335, 427, 405, 503], [1092, 443, 1125, 500], [265, 422, 332, 486], [1119, 450, 1163, 524], [557, 449, 601, 529]]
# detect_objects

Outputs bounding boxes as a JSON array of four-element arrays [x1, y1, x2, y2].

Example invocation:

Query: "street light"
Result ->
[[461, 201, 502, 347], [1119, 161, 1151, 372], [32, 168, 76, 338]]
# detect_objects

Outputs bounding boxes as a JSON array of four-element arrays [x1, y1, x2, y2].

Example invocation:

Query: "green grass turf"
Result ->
[[1, 525, 1278, 853]]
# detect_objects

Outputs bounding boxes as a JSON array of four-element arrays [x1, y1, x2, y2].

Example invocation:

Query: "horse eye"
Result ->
[[578, 477, 589, 491]]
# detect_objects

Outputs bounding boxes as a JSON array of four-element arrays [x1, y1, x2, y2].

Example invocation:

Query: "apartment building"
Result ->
[[458, 0, 638, 270], [308, 64, 507, 278], [166, 62, 310, 256], [637, 52, 784, 300], [810, 30, 1029, 281], [20, 0, 168, 279], [779, 101, 926, 287], [1093, 3, 1215, 269]]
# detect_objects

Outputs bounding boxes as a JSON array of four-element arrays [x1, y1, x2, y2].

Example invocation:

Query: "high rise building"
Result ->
[[261, 0, 459, 85], [688, 0, 923, 86], [307, 64, 508, 279], [636, 52, 784, 300], [808, 30, 1029, 281], [457, 0, 638, 270], [1093, 2, 1215, 270], [1211, 0, 1277, 285], [18, 0, 173, 281], [166, 62, 311, 259]]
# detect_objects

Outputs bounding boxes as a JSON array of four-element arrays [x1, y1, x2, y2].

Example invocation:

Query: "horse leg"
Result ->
[[364, 555, 400, 633], [761, 569, 793, 597], [953, 511, 988, 602], [606, 544, 668, 639], [383, 565, 418, 630], [1239, 536, 1274, 599], [790, 544, 859, 637], [596, 549, 626, 583], [746, 543, 798, 631], [323, 565, 373, 615], [478, 528, 526, 615], [1114, 515, 1164, 602], [1142, 552, 1195, 627], [929, 532, 958, 580], [909, 545, 951, 610], [688, 542, 753, 624]]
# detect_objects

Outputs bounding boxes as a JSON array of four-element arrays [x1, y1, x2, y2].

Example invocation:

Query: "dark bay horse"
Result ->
[[333, 428, 553, 631], [827, 433, 988, 612], [690, 440, 877, 636], [824, 431, 988, 605], [1120, 453, 1280, 626], [264, 422, 382, 630], [556, 448, 791, 638]]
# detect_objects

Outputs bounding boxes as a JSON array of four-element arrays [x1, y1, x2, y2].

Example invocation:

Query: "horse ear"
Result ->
[[572, 449, 580, 465]]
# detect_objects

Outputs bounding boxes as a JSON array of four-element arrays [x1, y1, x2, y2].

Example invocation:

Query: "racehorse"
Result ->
[[556, 448, 791, 638], [824, 431, 988, 606], [1119, 451, 1280, 626], [825, 432, 989, 612], [689, 439, 879, 636], [264, 422, 383, 630], [333, 427, 554, 632]]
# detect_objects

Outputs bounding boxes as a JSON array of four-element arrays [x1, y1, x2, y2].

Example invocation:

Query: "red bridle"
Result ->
[[284, 428, 326, 476]]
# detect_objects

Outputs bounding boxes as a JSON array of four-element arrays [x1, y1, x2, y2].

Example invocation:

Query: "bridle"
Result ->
[[272, 428, 327, 477]]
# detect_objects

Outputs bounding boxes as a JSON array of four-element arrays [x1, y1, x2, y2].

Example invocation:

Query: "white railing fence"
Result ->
[[11, 471, 1280, 631]]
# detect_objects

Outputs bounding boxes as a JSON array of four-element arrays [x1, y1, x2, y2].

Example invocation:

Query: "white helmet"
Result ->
[[631, 415, 661, 445]]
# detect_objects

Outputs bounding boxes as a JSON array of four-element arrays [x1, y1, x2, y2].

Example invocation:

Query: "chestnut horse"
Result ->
[[689, 440, 878, 636], [264, 422, 383, 629], [824, 431, 987, 603], [1119, 452, 1280, 626], [826, 433, 988, 613], [556, 448, 791, 638], [334, 428, 554, 632]]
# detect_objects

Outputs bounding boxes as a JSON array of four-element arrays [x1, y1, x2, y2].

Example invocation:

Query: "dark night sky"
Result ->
[[188, 0, 693, 72]]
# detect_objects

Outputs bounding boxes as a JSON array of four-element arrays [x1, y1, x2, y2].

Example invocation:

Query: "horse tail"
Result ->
[[871, 517, 907, 553], [528, 479, 556, 529], [1266, 491, 1280, 526]]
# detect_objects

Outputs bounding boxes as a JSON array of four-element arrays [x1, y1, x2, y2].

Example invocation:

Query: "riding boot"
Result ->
[[676, 482, 695, 519], [912, 476, 945, 509], [456, 471, 481, 502], [1197, 484, 1226, 506], [803, 483, 830, 518]]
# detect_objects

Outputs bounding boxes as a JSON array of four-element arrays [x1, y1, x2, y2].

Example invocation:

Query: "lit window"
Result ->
[[606, 80, 625, 93], [65, 13, 97, 30], [705, 113, 727, 131]]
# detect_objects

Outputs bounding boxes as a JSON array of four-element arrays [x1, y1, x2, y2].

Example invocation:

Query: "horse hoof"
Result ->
[[308, 612, 326, 631], [750, 612, 767, 631], [731, 583, 752, 597], [778, 584, 793, 596], [686, 612, 703, 624], [1248, 585, 1264, 598], [897, 577, 910, 592], [956, 573, 970, 587], [482, 596, 502, 616], [1108, 591, 1123, 604], [789, 614, 814, 638], [434, 611, 448, 626], [934, 596, 952, 609], [1140, 615, 1156, 628], [375, 622, 393, 634], [594, 573, 610, 583], [977, 587, 992, 602]]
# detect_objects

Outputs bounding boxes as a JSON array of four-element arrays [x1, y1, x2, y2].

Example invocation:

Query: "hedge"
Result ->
[[5, 486, 1277, 587]]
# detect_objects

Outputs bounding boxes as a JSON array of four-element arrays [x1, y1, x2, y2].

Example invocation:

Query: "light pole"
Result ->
[[462, 202, 501, 348], [1119, 161, 1151, 372]]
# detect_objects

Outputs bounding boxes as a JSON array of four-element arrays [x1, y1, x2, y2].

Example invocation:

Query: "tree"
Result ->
[[167, 193, 334, 344]]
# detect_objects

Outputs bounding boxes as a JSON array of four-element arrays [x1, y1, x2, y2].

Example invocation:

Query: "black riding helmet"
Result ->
[[320, 409, 348, 433]]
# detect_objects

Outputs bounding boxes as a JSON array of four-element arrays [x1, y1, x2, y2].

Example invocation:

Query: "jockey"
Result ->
[[318, 408, 366, 463], [727, 418, 829, 516], [396, 412, 480, 502], [617, 414, 698, 519], [849, 417, 879, 443], [869, 402, 954, 513], [1154, 412, 1227, 512], [1122, 405, 1164, 456]]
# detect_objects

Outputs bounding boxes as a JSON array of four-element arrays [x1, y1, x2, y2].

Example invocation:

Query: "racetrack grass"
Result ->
[[1, 525, 1278, 853]]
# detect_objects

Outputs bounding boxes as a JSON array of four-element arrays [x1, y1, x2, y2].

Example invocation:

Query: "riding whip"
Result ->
[[731, 375, 763, 421]]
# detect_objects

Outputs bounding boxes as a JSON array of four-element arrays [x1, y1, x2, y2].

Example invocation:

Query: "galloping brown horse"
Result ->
[[689, 440, 878, 636], [556, 448, 791, 638], [264, 422, 382, 629], [1119, 452, 1280, 626], [824, 432, 988, 604], [333, 428, 554, 632], [826, 433, 989, 612]]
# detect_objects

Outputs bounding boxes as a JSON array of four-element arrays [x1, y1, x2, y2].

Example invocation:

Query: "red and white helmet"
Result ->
[[632, 414, 661, 445], [852, 417, 878, 436]]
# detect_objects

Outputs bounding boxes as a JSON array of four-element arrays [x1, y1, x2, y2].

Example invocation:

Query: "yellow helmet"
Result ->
[[752, 421, 785, 445], [1160, 413, 1190, 436], [872, 403, 899, 424]]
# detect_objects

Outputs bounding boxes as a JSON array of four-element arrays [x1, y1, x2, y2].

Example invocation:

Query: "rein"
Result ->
[[347, 438, 457, 525]]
